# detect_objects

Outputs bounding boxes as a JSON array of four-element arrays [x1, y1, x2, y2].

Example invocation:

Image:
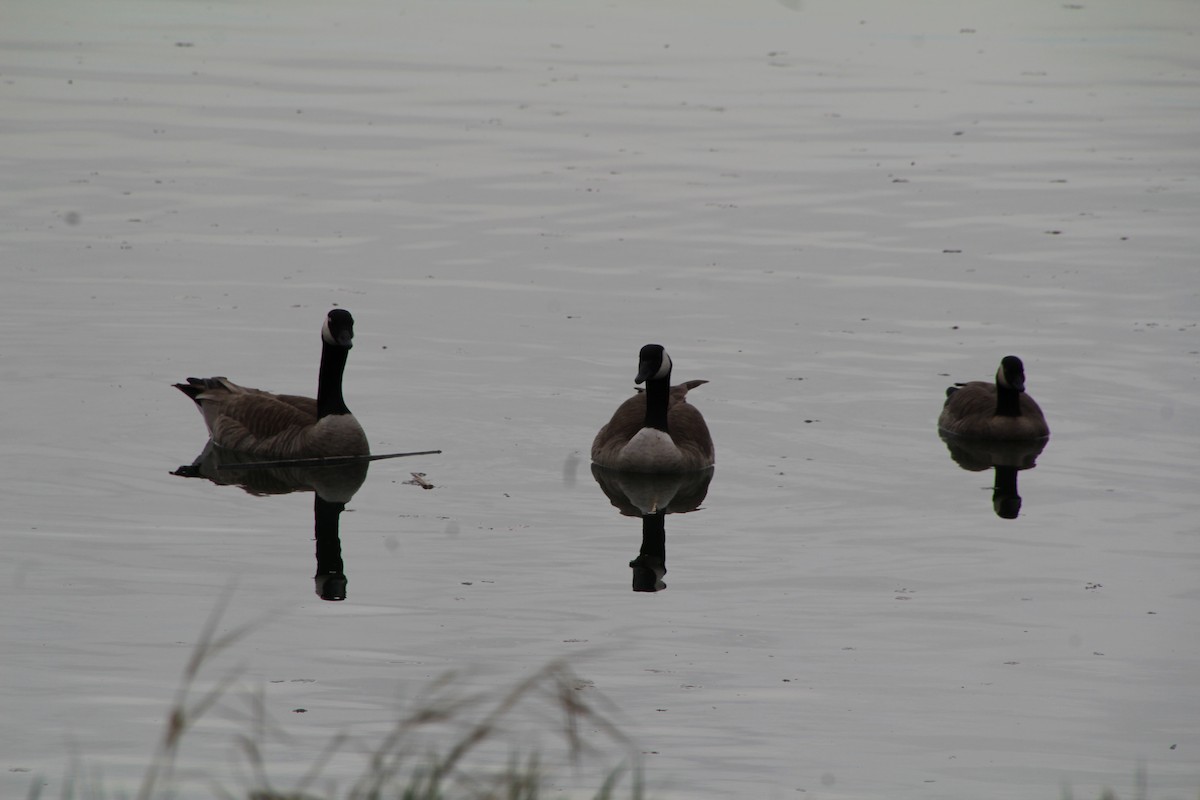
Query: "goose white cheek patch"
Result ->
[[652, 352, 672, 380]]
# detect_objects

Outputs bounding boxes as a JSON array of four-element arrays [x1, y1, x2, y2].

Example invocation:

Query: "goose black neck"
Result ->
[[995, 384, 1022, 417], [642, 375, 670, 433], [317, 342, 352, 418]]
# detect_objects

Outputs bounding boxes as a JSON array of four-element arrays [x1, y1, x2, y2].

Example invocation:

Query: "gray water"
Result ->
[[3, 1, 1198, 798]]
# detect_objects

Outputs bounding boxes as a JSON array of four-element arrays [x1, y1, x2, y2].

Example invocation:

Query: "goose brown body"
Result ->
[[591, 345, 714, 473], [175, 310, 368, 459]]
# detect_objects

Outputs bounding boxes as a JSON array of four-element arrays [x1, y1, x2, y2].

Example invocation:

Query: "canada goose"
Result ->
[[938, 355, 1049, 441], [175, 309, 369, 459], [591, 344, 715, 473]]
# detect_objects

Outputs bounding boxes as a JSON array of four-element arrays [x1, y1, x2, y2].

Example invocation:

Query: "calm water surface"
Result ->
[[3, 1, 1197, 798]]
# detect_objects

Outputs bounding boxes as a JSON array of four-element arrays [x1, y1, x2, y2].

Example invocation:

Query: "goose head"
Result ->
[[322, 309, 355, 349], [996, 355, 1026, 392], [635, 344, 672, 384]]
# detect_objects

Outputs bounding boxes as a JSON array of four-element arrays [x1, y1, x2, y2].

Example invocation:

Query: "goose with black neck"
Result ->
[[938, 355, 1049, 441], [591, 344, 715, 474], [175, 309, 370, 460]]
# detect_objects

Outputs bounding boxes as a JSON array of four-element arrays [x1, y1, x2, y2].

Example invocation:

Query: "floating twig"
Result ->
[[409, 472, 435, 490]]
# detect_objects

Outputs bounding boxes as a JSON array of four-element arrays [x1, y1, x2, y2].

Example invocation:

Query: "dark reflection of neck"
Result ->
[[590, 465, 713, 592], [313, 494, 348, 601], [992, 466, 1023, 519], [631, 512, 667, 592], [938, 431, 1045, 519]]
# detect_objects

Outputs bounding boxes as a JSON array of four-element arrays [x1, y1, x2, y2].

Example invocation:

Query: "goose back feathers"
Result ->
[[591, 344, 715, 473], [175, 309, 369, 459], [938, 355, 1049, 441]]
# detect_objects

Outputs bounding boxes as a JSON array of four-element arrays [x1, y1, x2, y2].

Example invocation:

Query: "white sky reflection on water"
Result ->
[[2, 0, 1198, 798]]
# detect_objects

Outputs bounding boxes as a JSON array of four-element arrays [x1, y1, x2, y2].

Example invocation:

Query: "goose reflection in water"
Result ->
[[938, 433, 1048, 519], [172, 442, 368, 601], [590, 465, 713, 592]]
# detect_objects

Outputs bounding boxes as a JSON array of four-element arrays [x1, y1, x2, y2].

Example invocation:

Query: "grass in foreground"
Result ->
[[37, 602, 641, 800], [32, 603, 1191, 800]]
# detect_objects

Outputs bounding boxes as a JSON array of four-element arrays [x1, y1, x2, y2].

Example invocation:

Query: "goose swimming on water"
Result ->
[[591, 344, 715, 473], [938, 355, 1049, 441], [175, 309, 369, 459]]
